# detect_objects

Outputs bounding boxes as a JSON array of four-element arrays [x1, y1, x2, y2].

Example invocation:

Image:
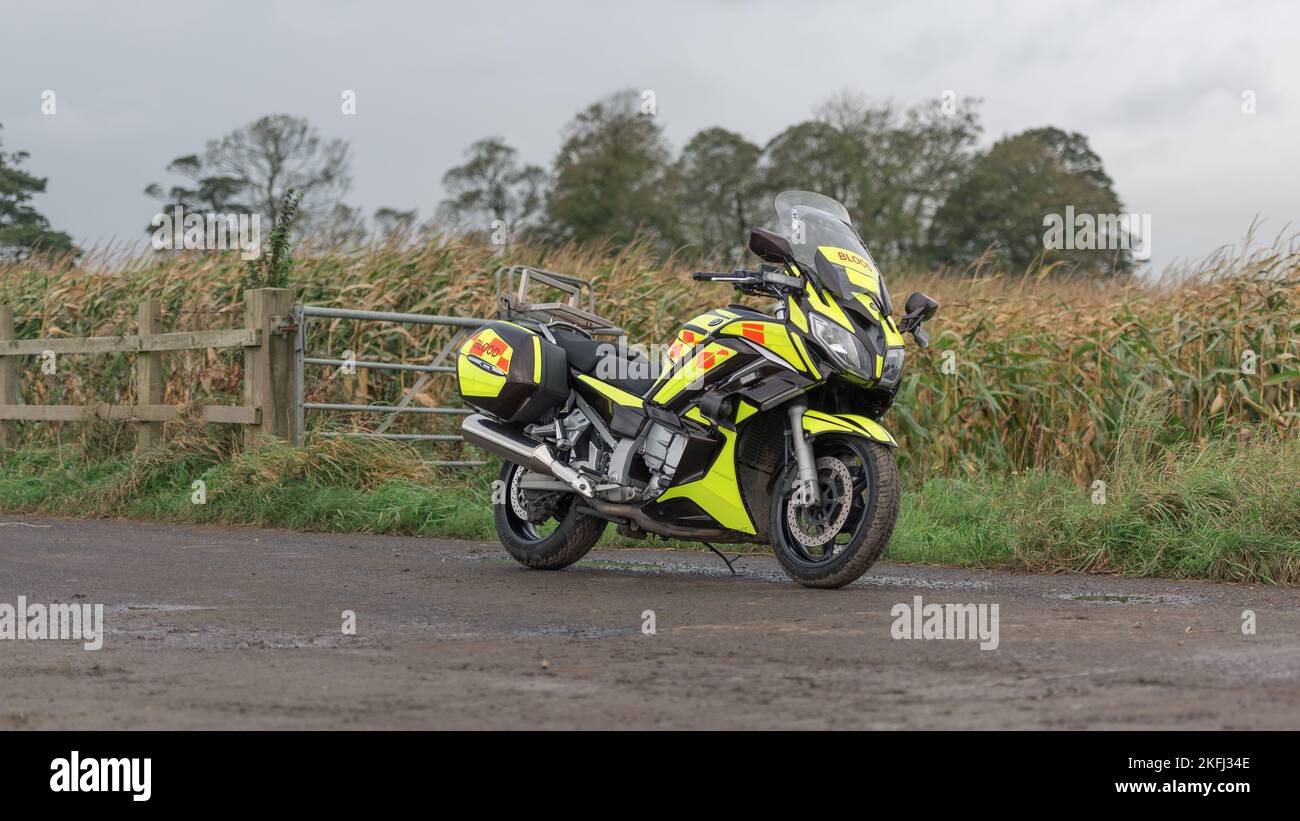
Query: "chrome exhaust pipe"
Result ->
[[461, 413, 594, 498]]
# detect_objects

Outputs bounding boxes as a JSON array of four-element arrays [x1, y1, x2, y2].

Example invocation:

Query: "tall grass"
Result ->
[[1, 229, 1297, 479], [3, 426, 1296, 583]]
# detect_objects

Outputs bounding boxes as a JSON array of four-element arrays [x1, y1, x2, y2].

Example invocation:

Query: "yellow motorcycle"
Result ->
[[457, 191, 938, 588]]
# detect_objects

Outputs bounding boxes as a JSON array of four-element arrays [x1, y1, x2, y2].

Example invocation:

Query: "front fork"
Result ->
[[787, 402, 820, 506]]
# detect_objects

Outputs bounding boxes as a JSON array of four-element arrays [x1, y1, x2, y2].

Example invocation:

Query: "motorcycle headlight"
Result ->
[[810, 313, 869, 378], [878, 347, 906, 389]]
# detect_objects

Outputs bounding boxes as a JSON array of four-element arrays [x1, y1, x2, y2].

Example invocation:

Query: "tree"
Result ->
[[438, 137, 545, 236], [545, 89, 673, 245], [761, 93, 981, 269], [373, 207, 418, 239], [880, 98, 983, 264], [763, 96, 886, 210], [320, 203, 369, 248], [0, 124, 77, 260], [142, 155, 248, 217], [146, 114, 351, 232], [665, 127, 762, 257], [929, 127, 1130, 276]]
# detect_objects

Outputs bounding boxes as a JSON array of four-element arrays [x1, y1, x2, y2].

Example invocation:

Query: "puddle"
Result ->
[[576, 558, 674, 572], [466, 552, 991, 589], [106, 603, 216, 613], [1051, 592, 1197, 606], [858, 575, 993, 592], [471, 553, 739, 579], [101, 623, 375, 650], [513, 625, 638, 640]]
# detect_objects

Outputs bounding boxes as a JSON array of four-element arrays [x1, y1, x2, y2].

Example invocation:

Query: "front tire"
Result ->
[[769, 436, 900, 589], [495, 461, 606, 570]]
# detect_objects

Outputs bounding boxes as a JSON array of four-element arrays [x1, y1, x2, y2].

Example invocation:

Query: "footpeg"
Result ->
[[549, 460, 595, 498]]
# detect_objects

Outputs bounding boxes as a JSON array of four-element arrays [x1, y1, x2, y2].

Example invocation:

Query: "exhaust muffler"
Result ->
[[461, 413, 594, 498]]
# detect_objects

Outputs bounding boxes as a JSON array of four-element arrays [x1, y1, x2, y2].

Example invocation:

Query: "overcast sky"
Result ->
[[2, 0, 1296, 272]]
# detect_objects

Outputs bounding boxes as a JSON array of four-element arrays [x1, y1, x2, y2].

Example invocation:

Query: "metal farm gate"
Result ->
[[292, 266, 624, 467]]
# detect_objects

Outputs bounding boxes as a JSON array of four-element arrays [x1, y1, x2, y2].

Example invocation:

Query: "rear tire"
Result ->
[[769, 436, 900, 589], [495, 461, 606, 570]]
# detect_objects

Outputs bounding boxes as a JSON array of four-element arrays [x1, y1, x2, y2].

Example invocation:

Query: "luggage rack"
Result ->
[[494, 265, 625, 338]]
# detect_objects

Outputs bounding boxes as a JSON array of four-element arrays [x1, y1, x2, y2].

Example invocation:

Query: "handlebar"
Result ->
[[693, 269, 803, 295]]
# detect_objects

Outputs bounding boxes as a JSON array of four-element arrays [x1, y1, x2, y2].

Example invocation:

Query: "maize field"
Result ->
[[1, 230, 1296, 482]]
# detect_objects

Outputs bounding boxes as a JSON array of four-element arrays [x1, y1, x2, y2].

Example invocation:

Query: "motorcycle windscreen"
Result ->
[[773, 190, 893, 314]]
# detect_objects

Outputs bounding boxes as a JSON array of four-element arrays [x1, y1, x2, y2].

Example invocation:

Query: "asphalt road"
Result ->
[[2, 515, 1298, 729]]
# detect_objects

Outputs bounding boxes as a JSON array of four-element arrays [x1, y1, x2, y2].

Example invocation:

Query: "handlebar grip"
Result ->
[[763, 271, 804, 290]]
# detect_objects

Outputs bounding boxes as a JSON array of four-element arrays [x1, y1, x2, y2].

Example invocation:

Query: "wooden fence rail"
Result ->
[[0, 288, 293, 452]]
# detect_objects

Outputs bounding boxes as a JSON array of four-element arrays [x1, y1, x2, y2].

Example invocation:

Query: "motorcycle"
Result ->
[[456, 190, 938, 588]]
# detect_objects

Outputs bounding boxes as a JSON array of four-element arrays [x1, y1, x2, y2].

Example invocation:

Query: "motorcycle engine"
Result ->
[[639, 422, 688, 498]]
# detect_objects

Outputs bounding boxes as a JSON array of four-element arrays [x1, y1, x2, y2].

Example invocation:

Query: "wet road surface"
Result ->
[[2, 515, 1297, 729]]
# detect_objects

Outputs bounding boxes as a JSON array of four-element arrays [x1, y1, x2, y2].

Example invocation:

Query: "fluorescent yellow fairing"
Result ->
[[852, 294, 907, 348], [790, 334, 821, 379], [577, 374, 643, 407], [652, 342, 735, 404], [719, 320, 809, 373], [786, 297, 809, 332], [683, 310, 734, 332], [659, 408, 754, 533], [803, 281, 852, 330], [883, 315, 906, 348], [818, 245, 883, 297], [801, 408, 897, 447]]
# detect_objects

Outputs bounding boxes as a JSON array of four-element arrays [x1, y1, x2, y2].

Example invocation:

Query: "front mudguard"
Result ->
[[800, 409, 898, 448]]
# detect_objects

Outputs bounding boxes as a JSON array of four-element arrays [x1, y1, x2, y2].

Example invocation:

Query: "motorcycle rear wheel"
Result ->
[[495, 461, 606, 570], [769, 436, 900, 589]]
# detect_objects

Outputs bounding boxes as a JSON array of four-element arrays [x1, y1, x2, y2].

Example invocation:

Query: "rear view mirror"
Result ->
[[749, 228, 796, 264], [903, 291, 939, 323], [900, 292, 939, 346]]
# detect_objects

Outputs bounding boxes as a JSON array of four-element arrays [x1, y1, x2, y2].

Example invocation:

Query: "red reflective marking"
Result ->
[[694, 347, 731, 370]]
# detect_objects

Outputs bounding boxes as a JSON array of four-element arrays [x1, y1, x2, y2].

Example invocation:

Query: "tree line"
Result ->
[[0, 124, 77, 260], [0, 89, 1133, 275]]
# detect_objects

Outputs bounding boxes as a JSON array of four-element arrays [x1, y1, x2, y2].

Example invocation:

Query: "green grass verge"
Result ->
[[2, 430, 1297, 584]]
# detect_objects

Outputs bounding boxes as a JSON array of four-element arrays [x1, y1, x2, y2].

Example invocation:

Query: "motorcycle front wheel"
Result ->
[[494, 461, 606, 570], [769, 436, 900, 589]]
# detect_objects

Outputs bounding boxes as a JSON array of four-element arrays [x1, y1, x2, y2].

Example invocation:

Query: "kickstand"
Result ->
[[702, 541, 743, 576]]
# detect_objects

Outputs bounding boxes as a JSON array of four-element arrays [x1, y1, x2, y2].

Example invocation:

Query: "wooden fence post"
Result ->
[[0, 305, 16, 450], [243, 288, 295, 447], [136, 300, 163, 451]]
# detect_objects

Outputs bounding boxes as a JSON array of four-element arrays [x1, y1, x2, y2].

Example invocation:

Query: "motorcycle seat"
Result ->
[[551, 328, 657, 397]]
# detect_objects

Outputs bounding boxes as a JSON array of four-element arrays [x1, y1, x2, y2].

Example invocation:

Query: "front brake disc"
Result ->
[[786, 456, 853, 548]]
